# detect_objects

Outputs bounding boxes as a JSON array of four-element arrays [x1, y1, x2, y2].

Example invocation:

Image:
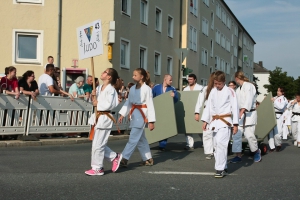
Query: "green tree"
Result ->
[[263, 67, 296, 100], [294, 76, 300, 93]]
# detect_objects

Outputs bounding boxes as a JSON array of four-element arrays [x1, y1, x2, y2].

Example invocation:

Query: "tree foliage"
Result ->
[[263, 67, 296, 100]]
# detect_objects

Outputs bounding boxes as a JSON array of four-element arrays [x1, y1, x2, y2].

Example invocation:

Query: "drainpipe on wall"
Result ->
[[57, 0, 62, 68]]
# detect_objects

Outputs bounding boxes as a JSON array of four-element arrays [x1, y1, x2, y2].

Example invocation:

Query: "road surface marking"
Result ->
[[144, 171, 237, 175]]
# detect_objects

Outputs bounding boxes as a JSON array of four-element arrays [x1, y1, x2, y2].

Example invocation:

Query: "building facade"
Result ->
[[253, 61, 270, 102], [0, 0, 254, 90], [182, 0, 255, 86]]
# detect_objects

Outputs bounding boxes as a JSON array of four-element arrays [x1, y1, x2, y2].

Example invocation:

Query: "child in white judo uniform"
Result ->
[[230, 71, 261, 163], [269, 87, 288, 152], [118, 68, 156, 167], [201, 71, 239, 178], [282, 108, 292, 140], [194, 72, 215, 159], [287, 92, 300, 147], [85, 68, 122, 176]]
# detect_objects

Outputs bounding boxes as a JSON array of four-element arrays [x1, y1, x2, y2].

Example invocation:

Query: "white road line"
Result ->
[[144, 171, 237, 175]]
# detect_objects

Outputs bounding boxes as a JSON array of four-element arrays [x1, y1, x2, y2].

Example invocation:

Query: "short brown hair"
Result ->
[[214, 71, 225, 82]]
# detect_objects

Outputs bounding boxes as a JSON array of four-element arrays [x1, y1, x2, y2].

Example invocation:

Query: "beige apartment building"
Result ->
[[182, 0, 255, 85], [0, 0, 181, 89], [0, 0, 254, 90]]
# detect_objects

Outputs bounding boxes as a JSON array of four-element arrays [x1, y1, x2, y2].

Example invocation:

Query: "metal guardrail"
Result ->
[[0, 94, 130, 136]]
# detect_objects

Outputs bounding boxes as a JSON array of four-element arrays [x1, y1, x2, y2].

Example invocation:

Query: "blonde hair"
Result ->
[[134, 68, 151, 85], [235, 71, 249, 82], [205, 72, 216, 100]]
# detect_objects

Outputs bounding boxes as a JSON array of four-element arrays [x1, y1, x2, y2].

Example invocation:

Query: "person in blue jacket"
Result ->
[[152, 74, 178, 151]]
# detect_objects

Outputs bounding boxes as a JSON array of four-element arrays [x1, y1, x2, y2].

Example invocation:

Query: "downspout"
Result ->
[[57, 0, 62, 68], [178, 0, 183, 90]]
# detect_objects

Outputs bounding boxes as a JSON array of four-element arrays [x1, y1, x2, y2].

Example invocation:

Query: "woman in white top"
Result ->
[[287, 92, 300, 147]]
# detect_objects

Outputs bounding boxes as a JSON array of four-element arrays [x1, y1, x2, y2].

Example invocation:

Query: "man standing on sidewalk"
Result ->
[[152, 74, 178, 151]]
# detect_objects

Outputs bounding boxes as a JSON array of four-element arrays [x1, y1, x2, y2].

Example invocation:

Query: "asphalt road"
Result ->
[[0, 134, 299, 200]]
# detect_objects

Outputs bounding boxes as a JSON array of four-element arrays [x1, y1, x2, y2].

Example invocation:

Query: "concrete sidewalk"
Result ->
[[0, 135, 129, 148]]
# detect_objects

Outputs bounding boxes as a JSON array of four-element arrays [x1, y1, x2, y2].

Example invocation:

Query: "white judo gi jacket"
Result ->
[[287, 100, 300, 122], [274, 96, 288, 119], [119, 83, 156, 128], [183, 83, 203, 91], [201, 85, 239, 131], [88, 84, 119, 129], [236, 82, 257, 126], [194, 86, 207, 113]]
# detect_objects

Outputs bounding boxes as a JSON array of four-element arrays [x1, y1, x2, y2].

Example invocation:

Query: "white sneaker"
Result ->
[[294, 141, 298, 146], [205, 154, 214, 160]]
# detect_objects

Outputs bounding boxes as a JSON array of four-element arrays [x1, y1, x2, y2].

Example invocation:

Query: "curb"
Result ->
[[0, 135, 129, 148]]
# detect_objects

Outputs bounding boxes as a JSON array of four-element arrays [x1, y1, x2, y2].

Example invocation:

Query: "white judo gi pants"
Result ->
[[291, 121, 300, 142], [232, 125, 258, 153], [213, 127, 230, 171], [203, 129, 214, 154], [91, 128, 117, 170], [268, 117, 283, 149], [282, 125, 289, 140], [122, 128, 152, 161], [185, 134, 202, 148]]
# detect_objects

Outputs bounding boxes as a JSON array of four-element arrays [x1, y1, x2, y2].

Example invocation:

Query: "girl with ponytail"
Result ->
[[118, 68, 156, 167], [85, 68, 122, 176]]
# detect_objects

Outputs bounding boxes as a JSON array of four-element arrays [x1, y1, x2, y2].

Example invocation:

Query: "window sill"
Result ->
[[141, 22, 148, 26], [15, 61, 41, 65], [168, 35, 173, 39], [155, 29, 161, 33], [121, 12, 131, 18], [120, 66, 130, 70]]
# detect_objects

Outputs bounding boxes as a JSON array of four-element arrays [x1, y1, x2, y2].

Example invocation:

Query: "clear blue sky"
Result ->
[[225, 0, 300, 78]]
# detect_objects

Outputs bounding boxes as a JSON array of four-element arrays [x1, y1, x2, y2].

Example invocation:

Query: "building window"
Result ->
[[227, 17, 231, 29], [201, 48, 208, 66], [221, 34, 225, 48], [155, 8, 162, 32], [202, 17, 209, 36], [154, 52, 161, 75], [231, 54, 234, 68], [139, 46, 147, 69], [216, 2, 221, 18], [215, 56, 220, 70], [200, 79, 208, 86], [203, 0, 209, 7], [190, 0, 198, 16], [234, 47, 237, 57], [167, 56, 173, 75], [120, 39, 130, 69], [211, 12, 214, 30], [226, 38, 230, 52], [215, 29, 220, 44], [168, 16, 174, 38], [189, 26, 197, 51], [122, 0, 131, 16], [14, 30, 43, 64], [140, 0, 148, 24], [225, 62, 230, 74], [15, 0, 43, 4]]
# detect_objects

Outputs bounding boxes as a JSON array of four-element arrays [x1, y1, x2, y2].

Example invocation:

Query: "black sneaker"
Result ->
[[215, 170, 227, 178], [159, 147, 165, 151], [184, 146, 194, 150]]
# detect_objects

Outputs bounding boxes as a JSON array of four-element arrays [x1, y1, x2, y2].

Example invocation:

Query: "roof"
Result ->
[[253, 62, 270, 73]]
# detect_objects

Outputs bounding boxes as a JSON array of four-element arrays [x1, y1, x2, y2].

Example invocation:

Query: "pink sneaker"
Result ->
[[85, 168, 104, 176], [112, 153, 122, 172]]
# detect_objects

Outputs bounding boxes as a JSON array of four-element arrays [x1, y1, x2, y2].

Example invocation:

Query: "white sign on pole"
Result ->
[[77, 19, 103, 60]]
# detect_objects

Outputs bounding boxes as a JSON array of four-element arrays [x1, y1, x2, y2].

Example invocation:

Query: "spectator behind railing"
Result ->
[[38, 64, 74, 100], [0, 66, 20, 99], [69, 76, 87, 99], [83, 75, 93, 102], [18, 70, 39, 99]]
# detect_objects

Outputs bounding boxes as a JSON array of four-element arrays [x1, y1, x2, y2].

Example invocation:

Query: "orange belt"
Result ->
[[129, 104, 148, 123], [212, 114, 232, 129], [89, 111, 120, 140]]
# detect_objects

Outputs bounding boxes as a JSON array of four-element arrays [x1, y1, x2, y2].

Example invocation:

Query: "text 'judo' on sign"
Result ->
[[77, 19, 103, 60]]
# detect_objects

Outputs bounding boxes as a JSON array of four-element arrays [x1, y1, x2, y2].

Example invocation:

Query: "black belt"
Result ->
[[246, 109, 256, 112], [275, 112, 283, 114], [292, 112, 300, 116]]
